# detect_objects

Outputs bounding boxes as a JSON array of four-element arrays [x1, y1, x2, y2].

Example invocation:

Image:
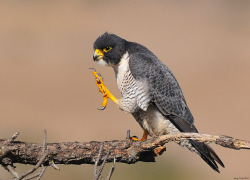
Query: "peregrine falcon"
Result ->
[[92, 32, 224, 172]]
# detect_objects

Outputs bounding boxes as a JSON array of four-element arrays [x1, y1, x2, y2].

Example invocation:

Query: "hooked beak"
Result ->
[[93, 49, 104, 61]]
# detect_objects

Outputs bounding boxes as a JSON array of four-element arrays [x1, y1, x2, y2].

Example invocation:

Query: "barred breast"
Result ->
[[113, 52, 150, 113]]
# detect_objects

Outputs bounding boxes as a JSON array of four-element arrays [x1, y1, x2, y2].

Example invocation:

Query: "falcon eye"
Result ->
[[103, 46, 112, 53]]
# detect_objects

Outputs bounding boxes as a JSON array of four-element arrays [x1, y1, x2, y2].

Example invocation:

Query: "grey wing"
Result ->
[[129, 53, 195, 130], [129, 53, 224, 171]]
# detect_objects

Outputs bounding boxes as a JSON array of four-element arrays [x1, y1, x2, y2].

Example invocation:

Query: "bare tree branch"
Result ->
[[49, 161, 60, 170], [0, 132, 249, 170], [93, 144, 116, 180], [93, 144, 104, 180], [36, 166, 47, 180], [8, 132, 20, 143], [24, 166, 47, 180], [106, 157, 116, 180], [5, 165, 19, 178], [14, 130, 48, 180], [147, 133, 250, 150]]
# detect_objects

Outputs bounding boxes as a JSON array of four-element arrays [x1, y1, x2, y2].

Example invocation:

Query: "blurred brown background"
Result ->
[[0, 1, 250, 179]]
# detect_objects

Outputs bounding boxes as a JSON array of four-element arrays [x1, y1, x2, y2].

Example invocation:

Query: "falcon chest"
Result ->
[[113, 52, 150, 113], [113, 53, 180, 137], [112, 53, 139, 112], [113, 52, 132, 93]]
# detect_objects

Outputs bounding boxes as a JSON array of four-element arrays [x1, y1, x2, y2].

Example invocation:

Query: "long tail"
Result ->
[[190, 140, 225, 172], [166, 114, 225, 172]]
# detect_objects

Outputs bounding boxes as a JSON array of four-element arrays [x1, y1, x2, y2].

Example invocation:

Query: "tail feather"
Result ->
[[190, 140, 224, 173], [164, 114, 225, 172], [207, 145, 225, 168]]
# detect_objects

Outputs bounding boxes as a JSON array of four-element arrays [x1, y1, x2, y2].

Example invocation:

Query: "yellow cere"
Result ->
[[94, 49, 104, 56]]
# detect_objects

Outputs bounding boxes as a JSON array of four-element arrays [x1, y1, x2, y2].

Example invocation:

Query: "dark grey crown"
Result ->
[[93, 32, 128, 65]]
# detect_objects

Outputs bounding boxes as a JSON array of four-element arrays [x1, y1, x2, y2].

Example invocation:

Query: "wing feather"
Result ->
[[129, 52, 194, 127], [129, 52, 224, 171]]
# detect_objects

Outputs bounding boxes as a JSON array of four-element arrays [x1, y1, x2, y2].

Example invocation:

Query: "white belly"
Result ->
[[138, 105, 180, 137]]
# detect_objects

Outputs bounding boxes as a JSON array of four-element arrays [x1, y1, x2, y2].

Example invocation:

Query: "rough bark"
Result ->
[[0, 132, 249, 167]]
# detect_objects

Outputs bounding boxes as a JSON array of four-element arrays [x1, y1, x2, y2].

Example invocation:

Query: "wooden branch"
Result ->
[[2, 130, 49, 180], [106, 157, 116, 180], [0, 132, 249, 169]]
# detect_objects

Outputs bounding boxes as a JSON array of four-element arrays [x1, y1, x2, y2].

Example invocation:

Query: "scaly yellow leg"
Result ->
[[131, 130, 148, 141], [90, 68, 118, 110]]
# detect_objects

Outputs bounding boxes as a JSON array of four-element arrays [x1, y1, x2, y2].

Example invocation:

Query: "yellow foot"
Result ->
[[154, 146, 166, 155], [90, 68, 117, 110], [130, 130, 148, 141]]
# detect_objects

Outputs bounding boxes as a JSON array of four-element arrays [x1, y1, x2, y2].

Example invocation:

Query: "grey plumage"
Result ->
[[93, 32, 224, 172]]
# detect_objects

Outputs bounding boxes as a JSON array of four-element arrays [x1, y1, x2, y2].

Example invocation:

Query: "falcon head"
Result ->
[[93, 32, 127, 66]]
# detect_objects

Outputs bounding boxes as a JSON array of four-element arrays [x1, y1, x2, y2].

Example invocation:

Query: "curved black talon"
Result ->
[[89, 67, 96, 71], [97, 106, 106, 111], [96, 73, 104, 82], [97, 73, 102, 78], [131, 136, 138, 139]]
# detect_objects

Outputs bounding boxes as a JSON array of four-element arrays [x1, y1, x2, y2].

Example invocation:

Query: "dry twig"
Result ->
[[106, 157, 116, 180], [5, 165, 19, 178], [16, 130, 48, 180], [93, 144, 116, 180], [93, 144, 104, 180]]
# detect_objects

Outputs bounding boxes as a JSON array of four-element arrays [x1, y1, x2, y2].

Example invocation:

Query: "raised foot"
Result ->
[[90, 68, 117, 110]]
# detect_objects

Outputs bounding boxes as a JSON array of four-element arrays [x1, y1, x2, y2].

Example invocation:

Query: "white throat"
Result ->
[[96, 58, 109, 66], [113, 52, 130, 77]]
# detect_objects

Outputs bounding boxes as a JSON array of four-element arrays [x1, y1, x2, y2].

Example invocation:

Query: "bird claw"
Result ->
[[90, 68, 117, 110], [154, 146, 166, 155], [97, 106, 106, 111], [130, 136, 139, 141], [89, 68, 104, 82], [89, 67, 96, 72], [97, 73, 104, 81], [130, 130, 148, 141], [90, 68, 109, 110]]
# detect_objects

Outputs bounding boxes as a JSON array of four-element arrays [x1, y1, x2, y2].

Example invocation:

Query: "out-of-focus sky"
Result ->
[[0, 1, 250, 179]]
